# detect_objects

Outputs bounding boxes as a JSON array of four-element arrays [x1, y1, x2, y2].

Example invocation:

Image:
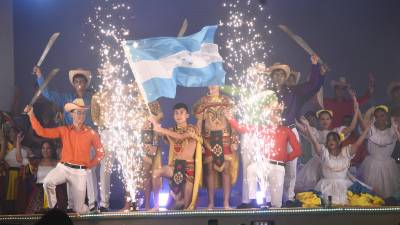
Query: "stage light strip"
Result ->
[[2, 207, 400, 221]]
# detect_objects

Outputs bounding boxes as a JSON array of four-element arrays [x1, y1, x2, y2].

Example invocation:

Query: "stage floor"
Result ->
[[1, 207, 400, 225]]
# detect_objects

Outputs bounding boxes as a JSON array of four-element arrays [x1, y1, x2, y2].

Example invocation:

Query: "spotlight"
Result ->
[[159, 192, 169, 207], [256, 191, 265, 205]]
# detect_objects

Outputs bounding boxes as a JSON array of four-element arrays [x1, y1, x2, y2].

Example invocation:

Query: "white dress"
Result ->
[[315, 145, 353, 205], [359, 125, 400, 198], [4, 147, 29, 167], [295, 126, 347, 192]]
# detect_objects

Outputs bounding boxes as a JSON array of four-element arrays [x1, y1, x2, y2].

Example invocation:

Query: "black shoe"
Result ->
[[237, 199, 259, 209], [236, 203, 252, 209], [99, 206, 109, 212], [248, 199, 260, 208], [89, 206, 98, 213], [66, 208, 75, 213], [260, 202, 272, 210], [285, 200, 301, 207]]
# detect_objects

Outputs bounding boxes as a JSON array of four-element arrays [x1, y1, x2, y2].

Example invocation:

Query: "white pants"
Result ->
[[99, 149, 116, 208], [44, 163, 88, 214], [247, 163, 285, 208], [240, 134, 252, 203], [283, 127, 299, 201], [67, 151, 98, 209]]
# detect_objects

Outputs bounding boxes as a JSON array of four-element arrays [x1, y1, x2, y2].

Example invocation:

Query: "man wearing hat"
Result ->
[[33, 66, 99, 212], [33, 66, 94, 127], [265, 55, 325, 204], [226, 94, 302, 208], [323, 75, 374, 128], [24, 99, 104, 214]]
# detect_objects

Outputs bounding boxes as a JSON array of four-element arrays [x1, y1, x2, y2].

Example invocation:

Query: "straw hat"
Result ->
[[64, 98, 88, 113], [264, 63, 291, 79], [68, 69, 92, 86]]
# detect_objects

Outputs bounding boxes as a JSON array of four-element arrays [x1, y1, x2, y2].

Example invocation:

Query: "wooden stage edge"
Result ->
[[1, 207, 400, 225]]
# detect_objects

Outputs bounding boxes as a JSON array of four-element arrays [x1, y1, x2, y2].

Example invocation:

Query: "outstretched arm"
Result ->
[[350, 118, 373, 155], [24, 105, 61, 139], [224, 108, 250, 134], [341, 90, 359, 136], [359, 106, 374, 132], [295, 117, 307, 135], [33, 66, 67, 107], [357, 73, 375, 106], [303, 118, 322, 157], [294, 55, 325, 99], [15, 132, 25, 163], [149, 117, 193, 140]]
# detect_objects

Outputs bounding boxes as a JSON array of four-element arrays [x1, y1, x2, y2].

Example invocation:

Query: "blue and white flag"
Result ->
[[123, 25, 225, 102]]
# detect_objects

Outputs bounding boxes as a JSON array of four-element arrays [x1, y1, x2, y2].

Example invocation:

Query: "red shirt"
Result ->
[[324, 91, 370, 128], [228, 118, 301, 162], [30, 114, 104, 168]]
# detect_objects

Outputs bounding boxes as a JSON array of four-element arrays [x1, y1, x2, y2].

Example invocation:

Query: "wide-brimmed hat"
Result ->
[[264, 63, 291, 79], [68, 69, 91, 86], [64, 98, 88, 113], [330, 77, 350, 88], [387, 81, 400, 98]]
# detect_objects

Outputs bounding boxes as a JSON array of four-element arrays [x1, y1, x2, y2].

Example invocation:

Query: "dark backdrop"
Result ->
[[12, 0, 400, 208]]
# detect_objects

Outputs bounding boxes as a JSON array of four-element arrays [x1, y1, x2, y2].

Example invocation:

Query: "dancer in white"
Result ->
[[295, 91, 359, 192], [302, 115, 371, 205], [359, 105, 400, 198]]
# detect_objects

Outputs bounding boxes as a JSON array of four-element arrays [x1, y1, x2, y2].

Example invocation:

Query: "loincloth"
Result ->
[[203, 129, 233, 170], [169, 160, 195, 195]]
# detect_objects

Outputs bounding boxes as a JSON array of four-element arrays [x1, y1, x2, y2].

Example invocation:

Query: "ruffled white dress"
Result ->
[[295, 126, 347, 192], [315, 145, 353, 205], [359, 125, 400, 198]]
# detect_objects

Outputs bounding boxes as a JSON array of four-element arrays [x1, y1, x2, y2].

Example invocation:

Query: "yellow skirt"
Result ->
[[6, 169, 19, 201]]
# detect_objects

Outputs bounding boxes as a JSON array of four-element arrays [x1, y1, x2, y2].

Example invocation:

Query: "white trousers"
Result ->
[[247, 163, 285, 207], [99, 149, 116, 208], [283, 127, 299, 201], [240, 134, 252, 203], [67, 151, 98, 209], [44, 163, 89, 214]]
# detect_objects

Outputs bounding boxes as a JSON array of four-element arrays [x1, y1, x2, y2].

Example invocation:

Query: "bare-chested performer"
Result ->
[[150, 103, 202, 210], [193, 86, 239, 209]]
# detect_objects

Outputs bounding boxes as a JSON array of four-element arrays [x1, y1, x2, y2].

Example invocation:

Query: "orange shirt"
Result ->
[[229, 118, 302, 162], [29, 114, 104, 168]]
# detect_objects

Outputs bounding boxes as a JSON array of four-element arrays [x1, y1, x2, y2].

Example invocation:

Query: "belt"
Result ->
[[268, 160, 285, 167], [62, 162, 87, 169]]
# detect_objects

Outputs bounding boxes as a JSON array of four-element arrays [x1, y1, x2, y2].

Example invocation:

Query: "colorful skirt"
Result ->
[[2, 167, 32, 214], [25, 183, 68, 213]]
